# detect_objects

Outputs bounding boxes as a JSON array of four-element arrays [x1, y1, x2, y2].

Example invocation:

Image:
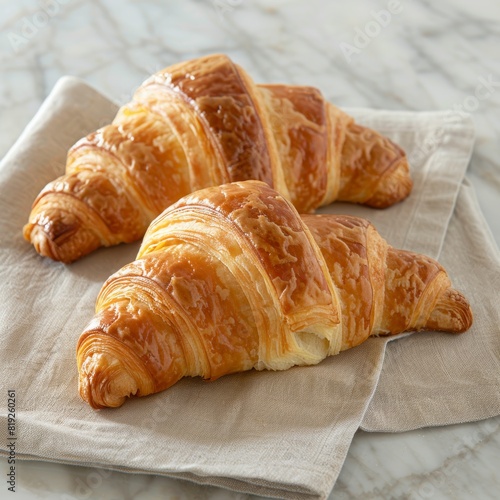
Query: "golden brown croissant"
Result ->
[[24, 53, 412, 263], [77, 181, 471, 409]]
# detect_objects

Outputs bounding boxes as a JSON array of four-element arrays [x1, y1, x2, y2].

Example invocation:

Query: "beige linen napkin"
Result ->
[[0, 76, 497, 500], [361, 178, 500, 432]]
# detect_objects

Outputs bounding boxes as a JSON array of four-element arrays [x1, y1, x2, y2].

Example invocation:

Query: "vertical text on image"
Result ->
[[6, 389, 16, 493]]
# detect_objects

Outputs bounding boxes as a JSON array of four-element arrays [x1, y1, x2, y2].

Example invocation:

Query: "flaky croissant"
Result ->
[[77, 181, 471, 409], [25, 53, 412, 263]]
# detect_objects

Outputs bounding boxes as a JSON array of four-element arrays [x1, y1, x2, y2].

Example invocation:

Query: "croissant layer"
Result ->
[[76, 181, 471, 409], [25, 54, 412, 262]]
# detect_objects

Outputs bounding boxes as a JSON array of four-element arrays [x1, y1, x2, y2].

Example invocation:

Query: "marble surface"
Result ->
[[0, 0, 499, 499]]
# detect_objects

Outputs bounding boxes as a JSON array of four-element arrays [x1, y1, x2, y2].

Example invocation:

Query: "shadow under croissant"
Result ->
[[76, 180, 472, 410]]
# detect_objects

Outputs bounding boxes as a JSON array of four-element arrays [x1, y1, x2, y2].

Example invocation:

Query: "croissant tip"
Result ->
[[78, 353, 139, 410], [426, 288, 474, 334], [25, 223, 68, 263], [449, 289, 474, 333], [25, 218, 100, 264], [364, 156, 413, 209]]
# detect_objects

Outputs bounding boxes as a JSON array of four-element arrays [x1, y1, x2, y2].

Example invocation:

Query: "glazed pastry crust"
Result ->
[[25, 54, 412, 263], [77, 181, 472, 409]]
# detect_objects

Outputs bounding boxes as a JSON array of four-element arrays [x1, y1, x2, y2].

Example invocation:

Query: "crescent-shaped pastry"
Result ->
[[25, 54, 412, 263], [76, 181, 471, 409]]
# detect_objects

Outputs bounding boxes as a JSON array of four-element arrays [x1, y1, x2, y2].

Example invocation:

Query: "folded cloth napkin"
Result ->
[[0, 76, 498, 500], [361, 178, 500, 432]]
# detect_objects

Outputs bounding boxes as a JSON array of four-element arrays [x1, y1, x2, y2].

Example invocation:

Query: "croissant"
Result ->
[[24, 53, 413, 263], [77, 180, 472, 409]]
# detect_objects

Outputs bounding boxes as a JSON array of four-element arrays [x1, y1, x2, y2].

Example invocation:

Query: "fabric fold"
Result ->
[[361, 179, 500, 432], [0, 76, 496, 500]]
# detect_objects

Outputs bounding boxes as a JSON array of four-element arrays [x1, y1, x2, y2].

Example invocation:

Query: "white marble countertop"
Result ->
[[1, 0, 499, 499]]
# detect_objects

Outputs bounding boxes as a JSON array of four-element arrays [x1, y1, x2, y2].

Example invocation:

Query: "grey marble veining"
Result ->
[[0, 0, 499, 499]]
